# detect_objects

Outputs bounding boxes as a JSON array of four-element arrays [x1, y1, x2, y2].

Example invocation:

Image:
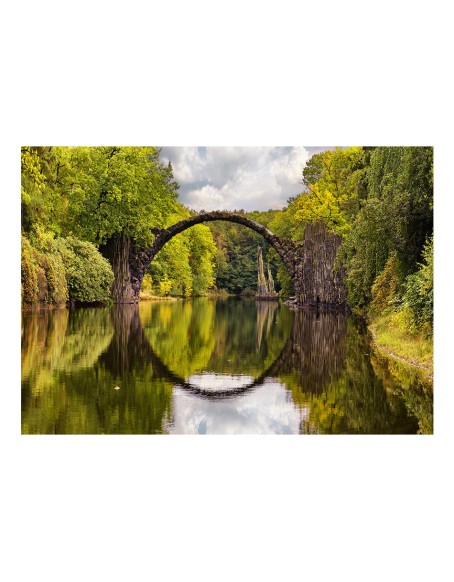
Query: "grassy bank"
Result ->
[[139, 292, 177, 301], [369, 310, 433, 377]]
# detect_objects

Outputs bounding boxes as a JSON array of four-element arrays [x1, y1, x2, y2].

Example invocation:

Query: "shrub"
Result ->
[[44, 251, 68, 304], [54, 237, 114, 303], [403, 236, 433, 332], [21, 235, 39, 303], [370, 253, 403, 314], [21, 234, 68, 305]]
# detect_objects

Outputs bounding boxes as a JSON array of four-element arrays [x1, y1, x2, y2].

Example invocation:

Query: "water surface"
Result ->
[[21, 298, 433, 434]]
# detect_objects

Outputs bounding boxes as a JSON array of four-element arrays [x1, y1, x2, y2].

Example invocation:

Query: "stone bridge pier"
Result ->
[[106, 212, 348, 310], [287, 222, 348, 311]]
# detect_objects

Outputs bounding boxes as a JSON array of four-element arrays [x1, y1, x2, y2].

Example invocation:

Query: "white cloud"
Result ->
[[160, 146, 312, 211], [186, 184, 227, 211]]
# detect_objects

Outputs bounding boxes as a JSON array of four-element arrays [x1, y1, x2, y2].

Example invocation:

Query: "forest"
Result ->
[[21, 146, 433, 368]]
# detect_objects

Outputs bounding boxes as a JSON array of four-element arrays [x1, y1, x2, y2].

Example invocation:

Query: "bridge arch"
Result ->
[[128, 211, 298, 301], [150, 211, 291, 257], [107, 212, 348, 309]]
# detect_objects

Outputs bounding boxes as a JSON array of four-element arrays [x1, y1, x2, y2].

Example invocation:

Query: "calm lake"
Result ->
[[21, 298, 433, 434]]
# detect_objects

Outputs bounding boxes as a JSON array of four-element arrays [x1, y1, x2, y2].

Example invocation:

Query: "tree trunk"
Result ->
[[100, 233, 137, 304]]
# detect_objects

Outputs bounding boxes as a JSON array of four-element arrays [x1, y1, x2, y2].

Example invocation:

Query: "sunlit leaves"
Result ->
[[159, 276, 173, 297], [21, 146, 67, 236], [188, 224, 217, 295], [55, 146, 179, 246], [293, 147, 366, 236]]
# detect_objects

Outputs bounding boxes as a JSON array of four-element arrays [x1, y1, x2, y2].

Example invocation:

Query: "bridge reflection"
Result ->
[[99, 301, 348, 399]]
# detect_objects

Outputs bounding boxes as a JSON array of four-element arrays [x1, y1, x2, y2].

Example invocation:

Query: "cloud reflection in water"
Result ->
[[167, 374, 307, 434]]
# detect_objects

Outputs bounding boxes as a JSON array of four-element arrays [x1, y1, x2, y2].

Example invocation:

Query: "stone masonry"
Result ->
[[125, 212, 348, 310]]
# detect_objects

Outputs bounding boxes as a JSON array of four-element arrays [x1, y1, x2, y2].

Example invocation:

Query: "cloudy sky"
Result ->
[[160, 146, 335, 212]]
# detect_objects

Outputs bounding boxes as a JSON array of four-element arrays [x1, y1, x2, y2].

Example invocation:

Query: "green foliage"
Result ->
[[268, 199, 304, 241], [294, 147, 367, 236], [341, 198, 388, 309], [149, 210, 217, 297], [370, 253, 404, 315], [153, 234, 193, 296], [43, 251, 68, 304], [159, 276, 172, 297], [21, 234, 68, 305], [141, 274, 154, 294], [21, 235, 39, 303], [54, 237, 114, 303], [342, 147, 433, 310], [302, 152, 325, 188], [267, 146, 433, 339], [21, 146, 179, 244], [403, 236, 433, 332], [21, 230, 114, 307], [188, 224, 217, 295], [268, 149, 368, 295], [276, 263, 293, 296], [21, 146, 66, 237], [55, 146, 179, 246], [22, 146, 223, 302]]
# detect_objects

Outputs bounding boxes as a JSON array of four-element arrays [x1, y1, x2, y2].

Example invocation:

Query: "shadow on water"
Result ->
[[21, 298, 433, 434]]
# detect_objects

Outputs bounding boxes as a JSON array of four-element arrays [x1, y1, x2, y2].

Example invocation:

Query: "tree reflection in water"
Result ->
[[21, 299, 433, 434]]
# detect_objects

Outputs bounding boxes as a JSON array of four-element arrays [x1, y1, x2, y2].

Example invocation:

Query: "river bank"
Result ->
[[369, 311, 433, 379], [139, 292, 178, 301]]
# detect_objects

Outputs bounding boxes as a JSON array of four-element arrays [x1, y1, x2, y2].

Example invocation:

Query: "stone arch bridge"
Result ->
[[103, 211, 348, 310]]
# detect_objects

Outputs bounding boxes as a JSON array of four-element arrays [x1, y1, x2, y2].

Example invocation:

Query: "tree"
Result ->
[[293, 147, 367, 236], [341, 147, 433, 310], [403, 236, 433, 332], [54, 146, 179, 302], [21, 146, 68, 237]]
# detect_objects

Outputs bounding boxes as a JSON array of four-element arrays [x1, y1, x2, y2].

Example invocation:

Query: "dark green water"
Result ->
[[21, 298, 433, 434]]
